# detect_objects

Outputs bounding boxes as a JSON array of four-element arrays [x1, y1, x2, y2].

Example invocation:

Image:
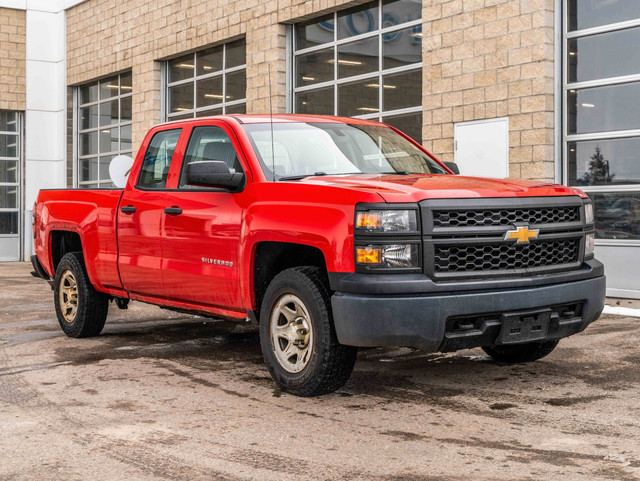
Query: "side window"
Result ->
[[137, 129, 182, 189], [179, 126, 241, 188]]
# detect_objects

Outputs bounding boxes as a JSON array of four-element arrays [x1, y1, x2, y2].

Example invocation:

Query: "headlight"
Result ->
[[356, 244, 419, 268], [584, 203, 594, 224], [356, 209, 418, 232], [585, 233, 595, 258]]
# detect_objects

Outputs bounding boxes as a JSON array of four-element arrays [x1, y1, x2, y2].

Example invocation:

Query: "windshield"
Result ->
[[241, 122, 448, 179]]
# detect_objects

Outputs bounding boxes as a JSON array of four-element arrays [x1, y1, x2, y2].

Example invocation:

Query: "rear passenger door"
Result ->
[[162, 123, 246, 312], [118, 128, 183, 298]]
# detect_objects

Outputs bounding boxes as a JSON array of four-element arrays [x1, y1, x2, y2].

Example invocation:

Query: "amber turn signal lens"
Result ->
[[356, 246, 382, 264], [356, 212, 382, 230]]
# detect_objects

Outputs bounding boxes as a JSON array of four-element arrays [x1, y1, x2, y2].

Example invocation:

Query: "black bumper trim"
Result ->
[[330, 275, 605, 352], [328, 259, 603, 296]]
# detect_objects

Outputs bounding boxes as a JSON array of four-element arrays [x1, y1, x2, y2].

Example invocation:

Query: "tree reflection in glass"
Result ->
[[580, 146, 614, 185]]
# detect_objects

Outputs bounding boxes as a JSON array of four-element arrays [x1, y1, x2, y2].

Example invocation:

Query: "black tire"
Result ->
[[54, 252, 109, 338], [259, 266, 357, 397], [482, 340, 559, 364]]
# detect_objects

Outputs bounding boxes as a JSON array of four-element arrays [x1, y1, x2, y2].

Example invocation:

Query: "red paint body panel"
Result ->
[[34, 114, 585, 319], [117, 188, 167, 297], [34, 189, 124, 294]]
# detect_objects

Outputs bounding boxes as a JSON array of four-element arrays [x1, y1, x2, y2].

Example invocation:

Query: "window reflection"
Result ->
[[294, 0, 422, 125], [383, 24, 421, 69], [166, 40, 247, 119], [383, 0, 421, 22], [0, 111, 18, 132], [296, 87, 334, 115], [337, 3, 379, 40], [99, 77, 119, 100], [225, 39, 246, 68], [77, 73, 133, 187], [568, 27, 640, 83], [569, 138, 640, 186], [296, 48, 334, 87], [169, 54, 195, 83], [0, 212, 18, 235], [591, 192, 640, 240], [80, 105, 98, 130], [0, 134, 18, 158], [567, 83, 640, 135], [567, 0, 640, 32], [337, 37, 379, 78], [196, 76, 223, 108], [0, 160, 17, 183], [338, 79, 379, 117], [383, 111, 422, 144], [197, 45, 223, 75], [169, 83, 194, 114], [383, 70, 421, 112], [295, 14, 334, 50], [0, 186, 17, 209]]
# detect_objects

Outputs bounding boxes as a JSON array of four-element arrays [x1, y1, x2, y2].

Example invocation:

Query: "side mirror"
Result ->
[[443, 161, 460, 175], [186, 161, 244, 190]]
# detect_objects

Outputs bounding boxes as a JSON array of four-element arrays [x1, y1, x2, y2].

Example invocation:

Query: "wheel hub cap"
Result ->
[[59, 270, 78, 323], [270, 294, 313, 373]]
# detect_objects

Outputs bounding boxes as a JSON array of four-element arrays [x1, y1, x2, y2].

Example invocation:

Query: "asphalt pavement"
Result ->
[[1, 262, 639, 480]]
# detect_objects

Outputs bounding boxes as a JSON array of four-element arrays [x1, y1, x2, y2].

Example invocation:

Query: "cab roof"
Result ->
[[161, 113, 385, 127]]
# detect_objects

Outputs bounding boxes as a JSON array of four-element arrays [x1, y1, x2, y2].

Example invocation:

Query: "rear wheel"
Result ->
[[482, 340, 559, 363], [54, 252, 109, 338], [259, 267, 357, 396]]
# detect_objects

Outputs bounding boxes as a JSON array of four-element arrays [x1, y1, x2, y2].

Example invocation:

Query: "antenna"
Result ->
[[268, 63, 276, 182]]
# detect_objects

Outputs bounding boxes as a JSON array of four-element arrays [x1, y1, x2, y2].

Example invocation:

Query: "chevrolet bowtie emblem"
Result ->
[[504, 226, 539, 244]]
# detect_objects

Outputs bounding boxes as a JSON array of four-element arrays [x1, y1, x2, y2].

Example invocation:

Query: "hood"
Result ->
[[300, 173, 584, 203]]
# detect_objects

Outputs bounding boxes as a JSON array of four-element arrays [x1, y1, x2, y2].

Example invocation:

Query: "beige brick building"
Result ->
[[0, 7, 25, 111], [64, 0, 556, 181], [1, 0, 640, 297]]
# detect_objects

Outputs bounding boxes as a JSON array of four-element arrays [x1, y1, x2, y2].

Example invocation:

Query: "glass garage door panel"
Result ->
[[567, 0, 640, 32], [0, 111, 20, 261], [293, 0, 423, 143], [590, 192, 640, 240], [567, 83, 640, 135], [568, 137, 640, 186], [567, 27, 640, 83], [564, 2, 640, 298]]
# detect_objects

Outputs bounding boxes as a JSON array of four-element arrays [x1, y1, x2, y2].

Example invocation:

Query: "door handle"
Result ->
[[120, 205, 136, 214], [164, 206, 182, 215]]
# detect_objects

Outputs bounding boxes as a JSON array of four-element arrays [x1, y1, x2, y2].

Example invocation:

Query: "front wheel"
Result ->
[[259, 267, 357, 396], [54, 252, 109, 338], [482, 340, 559, 363]]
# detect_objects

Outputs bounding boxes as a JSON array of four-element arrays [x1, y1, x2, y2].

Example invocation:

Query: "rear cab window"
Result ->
[[137, 129, 182, 189]]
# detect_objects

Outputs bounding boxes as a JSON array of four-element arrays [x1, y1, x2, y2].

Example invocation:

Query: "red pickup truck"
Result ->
[[32, 114, 605, 396]]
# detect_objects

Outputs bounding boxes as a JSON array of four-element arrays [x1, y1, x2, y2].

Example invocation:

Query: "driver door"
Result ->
[[161, 122, 247, 311]]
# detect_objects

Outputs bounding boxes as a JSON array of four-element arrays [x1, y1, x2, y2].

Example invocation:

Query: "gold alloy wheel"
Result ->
[[270, 294, 313, 373], [59, 270, 79, 323]]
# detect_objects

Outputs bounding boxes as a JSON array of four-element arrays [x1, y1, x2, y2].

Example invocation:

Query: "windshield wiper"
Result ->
[[279, 172, 327, 181], [279, 171, 393, 181]]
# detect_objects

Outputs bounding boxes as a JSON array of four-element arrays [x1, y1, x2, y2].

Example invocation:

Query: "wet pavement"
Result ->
[[1, 262, 639, 480]]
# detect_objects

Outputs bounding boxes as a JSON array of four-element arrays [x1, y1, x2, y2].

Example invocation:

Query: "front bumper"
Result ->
[[330, 268, 605, 352]]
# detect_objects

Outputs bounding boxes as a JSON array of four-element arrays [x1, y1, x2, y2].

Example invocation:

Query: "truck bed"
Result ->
[[35, 189, 124, 295]]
